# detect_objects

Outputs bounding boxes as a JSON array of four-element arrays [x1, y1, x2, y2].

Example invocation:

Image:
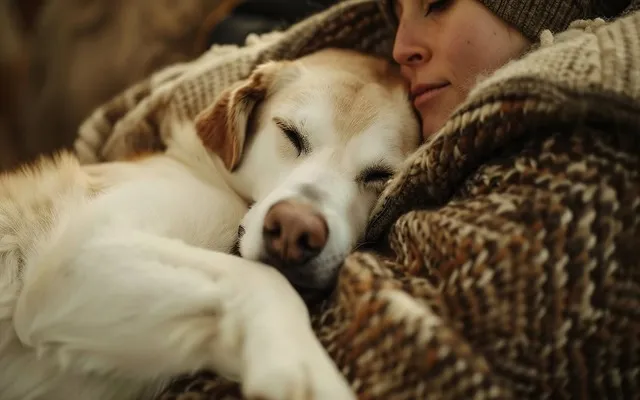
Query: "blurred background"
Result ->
[[0, 0, 338, 172]]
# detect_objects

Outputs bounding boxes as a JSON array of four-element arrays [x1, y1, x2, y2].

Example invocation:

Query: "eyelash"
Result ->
[[274, 118, 308, 156], [423, 0, 450, 16], [359, 166, 394, 189]]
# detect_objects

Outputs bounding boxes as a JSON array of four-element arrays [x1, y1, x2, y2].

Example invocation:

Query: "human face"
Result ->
[[391, 0, 530, 139]]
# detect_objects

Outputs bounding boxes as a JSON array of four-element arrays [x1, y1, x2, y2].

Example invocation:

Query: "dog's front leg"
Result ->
[[14, 230, 354, 400]]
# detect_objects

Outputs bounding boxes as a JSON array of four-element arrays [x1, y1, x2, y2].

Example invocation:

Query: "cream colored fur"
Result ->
[[0, 49, 419, 400]]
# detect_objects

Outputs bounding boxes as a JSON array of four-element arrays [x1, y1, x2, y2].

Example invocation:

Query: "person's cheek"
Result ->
[[445, 21, 500, 92], [418, 89, 458, 140]]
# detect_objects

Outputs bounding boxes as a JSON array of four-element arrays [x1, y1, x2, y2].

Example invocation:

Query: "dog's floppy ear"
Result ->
[[195, 61, 285, 171]]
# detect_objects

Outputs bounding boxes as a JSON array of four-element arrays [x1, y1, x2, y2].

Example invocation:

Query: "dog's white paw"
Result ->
[[242, 342, 354, 400]]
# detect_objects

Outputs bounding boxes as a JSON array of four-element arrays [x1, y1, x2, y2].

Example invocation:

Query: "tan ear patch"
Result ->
[[195, 61, 282, 171], [195, 89, 238, 170]]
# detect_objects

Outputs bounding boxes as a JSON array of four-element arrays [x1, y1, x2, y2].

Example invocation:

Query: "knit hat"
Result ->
[[378, 0, 635, 41]]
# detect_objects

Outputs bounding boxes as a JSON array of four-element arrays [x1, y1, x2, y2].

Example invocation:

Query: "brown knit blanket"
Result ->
[[74, 1, 640, 398]]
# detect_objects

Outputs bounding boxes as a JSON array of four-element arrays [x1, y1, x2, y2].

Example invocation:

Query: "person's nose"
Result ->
[[392, 20, 430, 67]]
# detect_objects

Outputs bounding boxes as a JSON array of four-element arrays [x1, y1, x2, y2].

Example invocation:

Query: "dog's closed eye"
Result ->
[[237, 225, 246, 240], [230, 225, 246, 256], [358, 166, 394, 189], [274, 117, 309, 156]]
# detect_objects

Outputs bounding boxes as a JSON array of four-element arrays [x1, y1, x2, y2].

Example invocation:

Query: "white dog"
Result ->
[[0, 48, 420, 400]]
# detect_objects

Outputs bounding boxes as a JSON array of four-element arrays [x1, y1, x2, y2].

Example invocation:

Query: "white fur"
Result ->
[[0, 49, 420, 400], [236, 60, 419, 289]]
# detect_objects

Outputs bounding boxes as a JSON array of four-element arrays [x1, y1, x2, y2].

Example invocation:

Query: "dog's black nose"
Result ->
[[262, 200, 328, 266]]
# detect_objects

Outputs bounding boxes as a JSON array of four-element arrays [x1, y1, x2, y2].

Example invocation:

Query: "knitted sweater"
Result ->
[[74, 1, 640, 399]]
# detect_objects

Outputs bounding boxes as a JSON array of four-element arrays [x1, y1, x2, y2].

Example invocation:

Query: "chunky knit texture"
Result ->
[[73, 1, 640, 399], [378, 0, 640, 41]]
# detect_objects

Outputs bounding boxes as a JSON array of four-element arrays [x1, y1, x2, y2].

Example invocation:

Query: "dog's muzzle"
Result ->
[[261, 199, 329, 267]]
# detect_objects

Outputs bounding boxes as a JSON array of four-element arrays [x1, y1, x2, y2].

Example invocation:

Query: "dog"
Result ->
[[0, 48, 420, 400]]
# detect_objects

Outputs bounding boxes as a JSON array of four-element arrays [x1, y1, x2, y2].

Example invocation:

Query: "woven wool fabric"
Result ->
[[378, 0, 640, 41], [73, 1, 640, 399]]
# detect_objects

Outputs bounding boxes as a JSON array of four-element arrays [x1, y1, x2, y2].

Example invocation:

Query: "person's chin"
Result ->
[[419, 114, 447, 140], [417, 97, 460, 140]]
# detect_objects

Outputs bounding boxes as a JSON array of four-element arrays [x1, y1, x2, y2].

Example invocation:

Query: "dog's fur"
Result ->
[[0, 49, 420, 400]]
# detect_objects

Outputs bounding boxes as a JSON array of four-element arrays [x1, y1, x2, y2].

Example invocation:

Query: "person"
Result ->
[[74, 0, 640, 399], [389, 0, 531, 138], [385, 0, 634, 139]]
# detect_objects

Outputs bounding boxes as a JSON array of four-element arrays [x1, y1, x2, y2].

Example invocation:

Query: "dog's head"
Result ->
[[195, 48, 420, 291]]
